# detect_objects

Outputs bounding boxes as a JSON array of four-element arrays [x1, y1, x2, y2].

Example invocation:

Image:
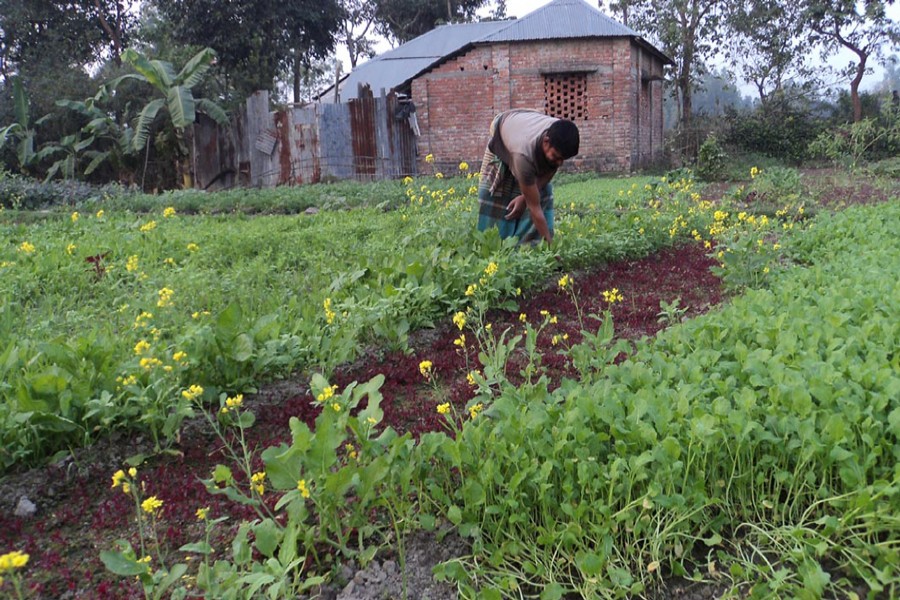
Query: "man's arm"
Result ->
[[521, 182, 552, 244]]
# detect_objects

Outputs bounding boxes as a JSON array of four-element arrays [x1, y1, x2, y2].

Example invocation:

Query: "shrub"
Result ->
[[0, 174, 133, 210], [723, 97, 824, 164], [695, 134, 728, 181]]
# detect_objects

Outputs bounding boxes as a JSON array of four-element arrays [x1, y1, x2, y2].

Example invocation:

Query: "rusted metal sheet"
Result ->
[[192, 89, 417, 189], [349, 95, 378, 181]]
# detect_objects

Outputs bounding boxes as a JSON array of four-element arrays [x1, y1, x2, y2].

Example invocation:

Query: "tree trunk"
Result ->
[[850, 53, 867, 122], [293, 54, 301, 104]]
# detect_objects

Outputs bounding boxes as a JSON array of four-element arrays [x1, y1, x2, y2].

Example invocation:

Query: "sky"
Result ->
[[344, 0, 899, 95]]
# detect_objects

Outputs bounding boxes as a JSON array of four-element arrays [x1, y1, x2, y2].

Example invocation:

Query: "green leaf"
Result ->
[[253, 518, 281, 558], [179, 541, 213, 554], [100, 550, 147, 576], [216, 301, 243, 342], [576, 551, 604, 576], [447, 505, 462, 525], [212, 464, 234, 485], [540, 583, 566, 600], [166, 85, 196, 130], [231, 333, 254, 362]]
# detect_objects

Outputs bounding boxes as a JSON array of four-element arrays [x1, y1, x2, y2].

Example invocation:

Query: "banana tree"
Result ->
[[105, 47, 228, 188], [55, 88, 136, 183], [0, 77, 49, 174]]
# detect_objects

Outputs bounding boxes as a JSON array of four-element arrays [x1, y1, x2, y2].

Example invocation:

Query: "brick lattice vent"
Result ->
[[543, 73, 588, 121]]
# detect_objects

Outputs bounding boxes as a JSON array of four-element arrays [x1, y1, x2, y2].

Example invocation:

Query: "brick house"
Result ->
[[325, 0, 672, 174]]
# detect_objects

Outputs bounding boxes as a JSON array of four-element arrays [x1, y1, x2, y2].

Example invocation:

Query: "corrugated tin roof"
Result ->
[[324, 0, 665, 101], [330, 21, 507, 101], [479, 0, 639, 42]]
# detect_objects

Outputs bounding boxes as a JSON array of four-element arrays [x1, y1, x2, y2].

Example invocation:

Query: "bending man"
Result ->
[[476, 110, 580, 244]]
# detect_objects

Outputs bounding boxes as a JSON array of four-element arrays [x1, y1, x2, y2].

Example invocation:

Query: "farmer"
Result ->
[[476, 109, 580, 245]]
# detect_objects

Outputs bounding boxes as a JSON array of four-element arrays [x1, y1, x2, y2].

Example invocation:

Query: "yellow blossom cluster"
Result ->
[[187, 242, 200, 252], [558, 274, 571, 290], [71, 211, 80, 223], [297, 479, 311, 498], [157, 287, 174, 308], [220, 394, 243, 414], [195, 507, 209, 520], [323, 297, 336, 325], [18, 241, 35, 254], [126, 255, 140, 272], [0, 550, 29, 574], [163, 206, 177, 218], [437, 403, 450, 415], [452, 311, 466, 330], [139, 220, 157, 232], [316, 384, 338, 402], [133, 311, 153, 329], [141, 496, 163, 514], [602, 288, 624, 304], [469, 403, 484, 419], [181, 384, 204, 401], [418, 360, 433, 378], [251, 472, 266, 495]]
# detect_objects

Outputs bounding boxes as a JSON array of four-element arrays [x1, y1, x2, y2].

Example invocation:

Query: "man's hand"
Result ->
[[505, 194, 526, 220]]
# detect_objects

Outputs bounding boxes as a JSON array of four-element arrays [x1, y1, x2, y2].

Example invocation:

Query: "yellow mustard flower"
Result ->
[[484, 261, 498, 277], [163, 206, 176, 218], [418, 360, 433, 378], [139, 220, 157, 232], [96, 209, 105, 219], [251, 472, 266, 495], [125, 255, 139, 272], [453, 334, 466, 347], [452, 311, 466, 330], [425, 153, 434, 163], [316, 384, 338, 402], [141, 496, 163, 514], [225, 394, 243, 409], [297, 479, 311, 499], [458, 161, 469, 171], [0, 550, 29, 571], [71, 211, 79, 223], [464, 284, 477, 297], [196, 507, 209, 520], [469, 403, 484, 419], [111, 469, 126, 489], [134, 340, 151, 355], [173, 351, 187, 362], [437, 403, 450, 415], [187, 243, 199, 252], [558, 274, 571, 290], [18, 241, 35, 254], [181, 384, 204, 401], [156, 287, 174, 308]]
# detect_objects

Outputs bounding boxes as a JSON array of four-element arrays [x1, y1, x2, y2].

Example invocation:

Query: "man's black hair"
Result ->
[[547, 119, 580, 159]]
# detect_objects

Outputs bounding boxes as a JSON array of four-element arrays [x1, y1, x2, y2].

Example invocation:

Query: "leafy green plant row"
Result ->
[[0, 174, 714, 469], [418, 200, 900, 597], [112, 198, 900, 599]]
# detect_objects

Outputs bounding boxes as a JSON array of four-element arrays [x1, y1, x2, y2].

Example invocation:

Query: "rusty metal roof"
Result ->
[[323, 0, 669, 102]]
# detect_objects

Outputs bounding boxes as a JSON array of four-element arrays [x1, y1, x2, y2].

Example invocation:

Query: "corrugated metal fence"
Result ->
[[192, 89, 418, 190]]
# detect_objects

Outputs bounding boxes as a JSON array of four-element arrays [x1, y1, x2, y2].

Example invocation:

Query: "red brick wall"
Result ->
[[411, 38, 667, 175]]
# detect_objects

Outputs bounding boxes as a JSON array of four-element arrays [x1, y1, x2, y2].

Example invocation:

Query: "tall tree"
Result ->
[[724, 0, 824, 104], [374, 0, 495, 43], [605, 0, 724, 132], [152, 0, 343, 100], [338, 0, 379, 69], [801, 0, 900, 121], [0, 0, 134, 81]]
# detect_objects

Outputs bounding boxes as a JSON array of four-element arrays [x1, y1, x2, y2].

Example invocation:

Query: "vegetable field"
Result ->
[[1, 168, 898, 599]]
